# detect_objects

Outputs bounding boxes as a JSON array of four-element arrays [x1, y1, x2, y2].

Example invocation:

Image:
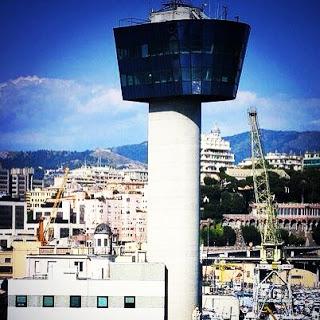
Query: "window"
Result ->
[[104, 239, 108, 247], [74, 261, 83, 272], [43, 295, 54, 307], [16, 295, 27, 307], [4, 257, 11, 263], [97, 239, 101, 246], [141, 44, 148, 58], [97, 296, 108, 308], [70, 295, 81, 308], [124, 296, 135, 308], [0, 266, 13, 273]]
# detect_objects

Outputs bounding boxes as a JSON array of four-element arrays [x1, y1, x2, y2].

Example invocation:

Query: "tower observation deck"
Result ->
[[114, 2, 250, 320]]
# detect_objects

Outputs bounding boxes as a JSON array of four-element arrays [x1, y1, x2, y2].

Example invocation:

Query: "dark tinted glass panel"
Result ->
[[60, 228, 69, 238], [114, 19, 250, 102], [16, 295, 27, 307], [15, 206, 24, 229], [70, 296, 81, 308], [124, 296, 135, 308], [0, 266, 12, 273], [43, 296, 54, 307], [0, 205, 12, 229]]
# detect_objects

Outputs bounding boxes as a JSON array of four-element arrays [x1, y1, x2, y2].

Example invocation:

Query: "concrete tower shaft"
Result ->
[[114, 3, 250, 319], [148, 98, 201, 320]]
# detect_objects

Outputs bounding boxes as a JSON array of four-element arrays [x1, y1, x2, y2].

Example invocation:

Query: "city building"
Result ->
[[200, 126, 235, 182], [238, 152, 303, 171], [114, 1, 250, 319], [0, 240, 40, 279], [8, 262, 166, 320], [10, 168, 34, 200], [303, 151, 320, 169], [0, 167, 9, 196], [26, 188, 57, 212], [265, 152, 303, 171], [106, 192, 147, 244], [226, 167, 290, 180], [221, 203, 320, 232], [0, 200, 31, 249]]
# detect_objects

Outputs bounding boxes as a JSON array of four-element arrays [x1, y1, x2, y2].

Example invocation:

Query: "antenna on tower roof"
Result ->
[[161, 0, 191, 10]]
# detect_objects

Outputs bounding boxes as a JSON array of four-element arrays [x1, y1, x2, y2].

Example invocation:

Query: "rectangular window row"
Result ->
[[15, 295, 135, 308], [117, 42, 239, 60], [120, 68, 233, 87]]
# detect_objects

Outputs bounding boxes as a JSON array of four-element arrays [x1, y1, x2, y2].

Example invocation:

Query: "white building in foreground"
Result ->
[[8, 262, 165, 320], [200, 126, 235, 181]]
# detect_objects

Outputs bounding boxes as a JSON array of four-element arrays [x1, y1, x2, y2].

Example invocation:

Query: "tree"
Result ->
[[241, 225, 261, 245], [203, 176, 218, 186], [287, 234, 305, 246], [278, 229, 289, 244], [200, 224, 236, 246]]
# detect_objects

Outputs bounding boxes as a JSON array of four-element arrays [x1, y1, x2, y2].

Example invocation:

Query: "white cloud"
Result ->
[[202, 91, 320, 136], [0, 76, 147, 150], [0, 75, 319, 150]]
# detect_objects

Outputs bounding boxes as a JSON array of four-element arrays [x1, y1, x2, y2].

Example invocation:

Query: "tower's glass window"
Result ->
[[141, 44, 148, 58]]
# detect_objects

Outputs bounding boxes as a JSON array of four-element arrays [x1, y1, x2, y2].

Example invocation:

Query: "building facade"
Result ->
[[221, 203, 320, 232], [10, 168, 34, 200], [8, 262, 165, 320], [201, 126, 235, 181], [0, 200, 29, 248], [303, 151, 320, 169]]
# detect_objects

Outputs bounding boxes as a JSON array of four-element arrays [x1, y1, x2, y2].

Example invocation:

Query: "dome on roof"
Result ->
[[94, 223, 112, 235]]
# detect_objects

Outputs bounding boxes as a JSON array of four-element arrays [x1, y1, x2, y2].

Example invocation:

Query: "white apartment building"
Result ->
[[8, 261, 165, 320], [303, 151, 320, 169], [200, 126, 235, 181], [55, 166, 148, 191], [238, 152, 303, 171], [265, 152, 303, 171]]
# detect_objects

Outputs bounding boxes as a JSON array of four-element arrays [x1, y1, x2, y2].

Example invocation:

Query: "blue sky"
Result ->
[[0, 0, 319, 150]]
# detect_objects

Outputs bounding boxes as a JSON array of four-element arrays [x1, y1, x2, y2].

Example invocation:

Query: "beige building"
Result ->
[[0, 240, 41, 279], [26, 188, 57, 212]]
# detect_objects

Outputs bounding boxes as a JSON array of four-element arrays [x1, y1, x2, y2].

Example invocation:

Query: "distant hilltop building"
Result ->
[[200, 126, 235, 182], [239, 152, 303, 171], [303, 151, 320, 169], [238, 151, 320, 171]]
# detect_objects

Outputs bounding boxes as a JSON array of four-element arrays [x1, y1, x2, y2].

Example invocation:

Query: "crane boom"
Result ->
[[39, 167, 69, 245], [248, 108, 282, 262], [249, 108, 293, 319]]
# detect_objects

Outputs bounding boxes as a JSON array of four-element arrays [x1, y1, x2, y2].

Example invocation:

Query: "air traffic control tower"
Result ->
[[114, 1, 250, 319]]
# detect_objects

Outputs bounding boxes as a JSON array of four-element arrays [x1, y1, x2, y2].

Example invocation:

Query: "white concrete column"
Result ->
[[147, 98, 201, 320]]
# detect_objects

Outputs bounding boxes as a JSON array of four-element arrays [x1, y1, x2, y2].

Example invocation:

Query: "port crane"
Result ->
[[248, 108, 293, 319], [38, 167, 69, 245]]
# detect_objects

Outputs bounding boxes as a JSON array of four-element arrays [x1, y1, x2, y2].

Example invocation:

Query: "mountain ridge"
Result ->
[[0, 130, 319, 169]]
